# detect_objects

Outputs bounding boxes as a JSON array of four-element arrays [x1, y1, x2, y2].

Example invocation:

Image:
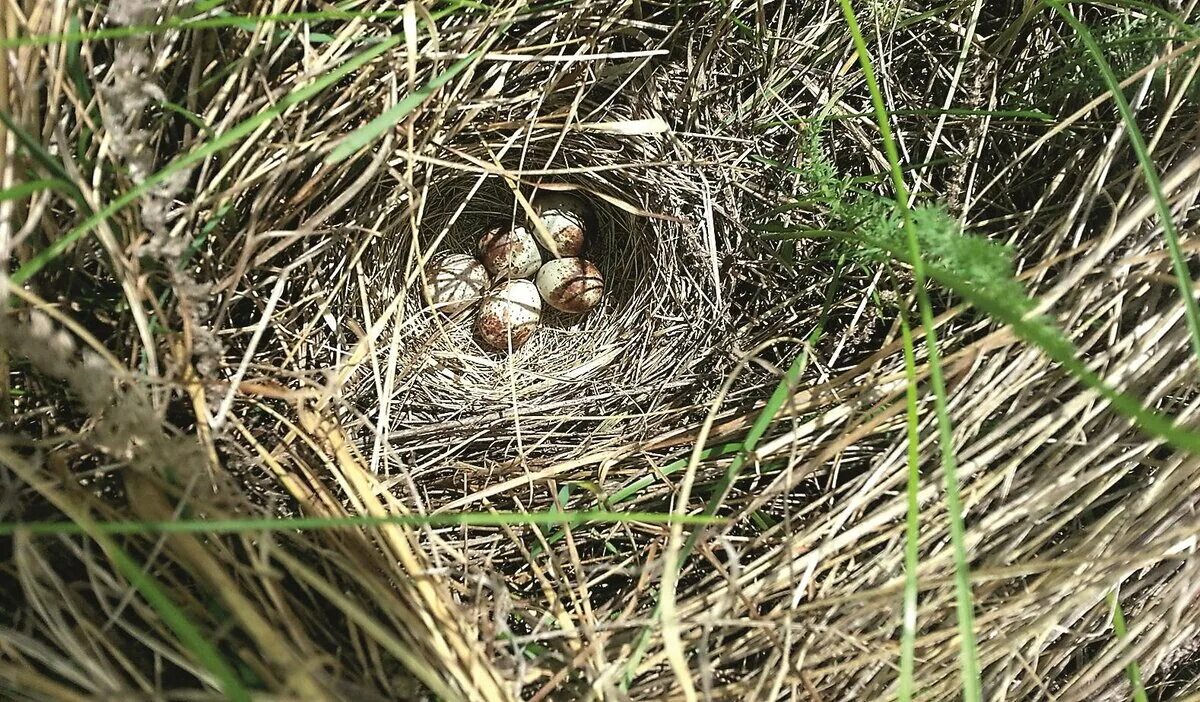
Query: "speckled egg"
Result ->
[[423, 253, 489, 316], [479, 225, 541, 280], [530, 191, 589, 257], [535, 258, 604, 314], [476, 279, 542, 350]]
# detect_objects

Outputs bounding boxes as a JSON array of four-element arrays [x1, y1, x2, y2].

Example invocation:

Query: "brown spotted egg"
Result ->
[[476, 279, 542, 350], [535, 258, 604, 314], [530, 191, 589, 257], [479, 225, 541, 280], [423, 253, 489, 316]]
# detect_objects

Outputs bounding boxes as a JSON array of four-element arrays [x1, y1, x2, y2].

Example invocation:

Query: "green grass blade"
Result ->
[[620, 254, 845, 688], [688, 255, 841, 530], [609, 442, 744, 506], [325, 50, 480, 163], [836, 1, 982, 698], [1070, 0, 1200, 39], [65, 16, 98, 167], [682, 348, 808, 552], [103, 539, 251, 701], [621, 336, 824, 685], [898, 308, 922, 702], [922, 260, 1200, 451], [757, 107, 1056, 128], [1108, 591, 1149, 702], [1046, 0, 1200, 364], [10, 33, 403, 286], [664, 349, 810, 582], [0, 448, 249, 699], [160, 100, 215, 137], [0, 178, 67, 202], [618, 354, 809, 687], [0, 111, 87, 207], [0, 510, 722, 537]]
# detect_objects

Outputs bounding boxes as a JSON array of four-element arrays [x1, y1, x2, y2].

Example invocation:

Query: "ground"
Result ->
[[2, 0, 1200, 700]]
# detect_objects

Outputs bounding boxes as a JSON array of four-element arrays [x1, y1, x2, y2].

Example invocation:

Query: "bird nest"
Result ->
[[335, 146, 735, 467]]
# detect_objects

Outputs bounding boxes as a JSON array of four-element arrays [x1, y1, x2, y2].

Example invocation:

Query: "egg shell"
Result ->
[[476, 279, 542, 350], [530, 192, 589, 257], [423, 253, 489, 316], [479, 225, 541, 280], [535, 258, 604, 314]]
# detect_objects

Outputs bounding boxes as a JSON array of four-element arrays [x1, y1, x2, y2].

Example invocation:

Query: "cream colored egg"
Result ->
[[423, 253, 489, 316], [535, 257, 604, 314], [479, 225, 541, 280], [476, 279, 542, 350], [530, 191, 588, 257]]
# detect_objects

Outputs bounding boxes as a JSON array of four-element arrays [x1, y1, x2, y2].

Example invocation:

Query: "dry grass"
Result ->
[[3, 0, 1200, 700]]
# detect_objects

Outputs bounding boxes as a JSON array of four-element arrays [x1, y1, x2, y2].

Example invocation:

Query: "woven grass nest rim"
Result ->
[[336, 137, 744, 465]]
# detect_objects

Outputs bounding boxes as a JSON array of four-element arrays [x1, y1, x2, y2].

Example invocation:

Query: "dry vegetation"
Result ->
[[2, 0, 1200, 700]]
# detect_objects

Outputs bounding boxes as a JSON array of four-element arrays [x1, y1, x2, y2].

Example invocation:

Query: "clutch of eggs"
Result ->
[[536, 257, 604, 314], [423, 253, 489, 316], [476, 279, 542, 350], [479, 225, 541, 280], [530, 191, 589, 257]]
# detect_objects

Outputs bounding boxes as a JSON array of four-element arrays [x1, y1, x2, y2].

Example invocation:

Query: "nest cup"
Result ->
[[342, 153, 724, 467]]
